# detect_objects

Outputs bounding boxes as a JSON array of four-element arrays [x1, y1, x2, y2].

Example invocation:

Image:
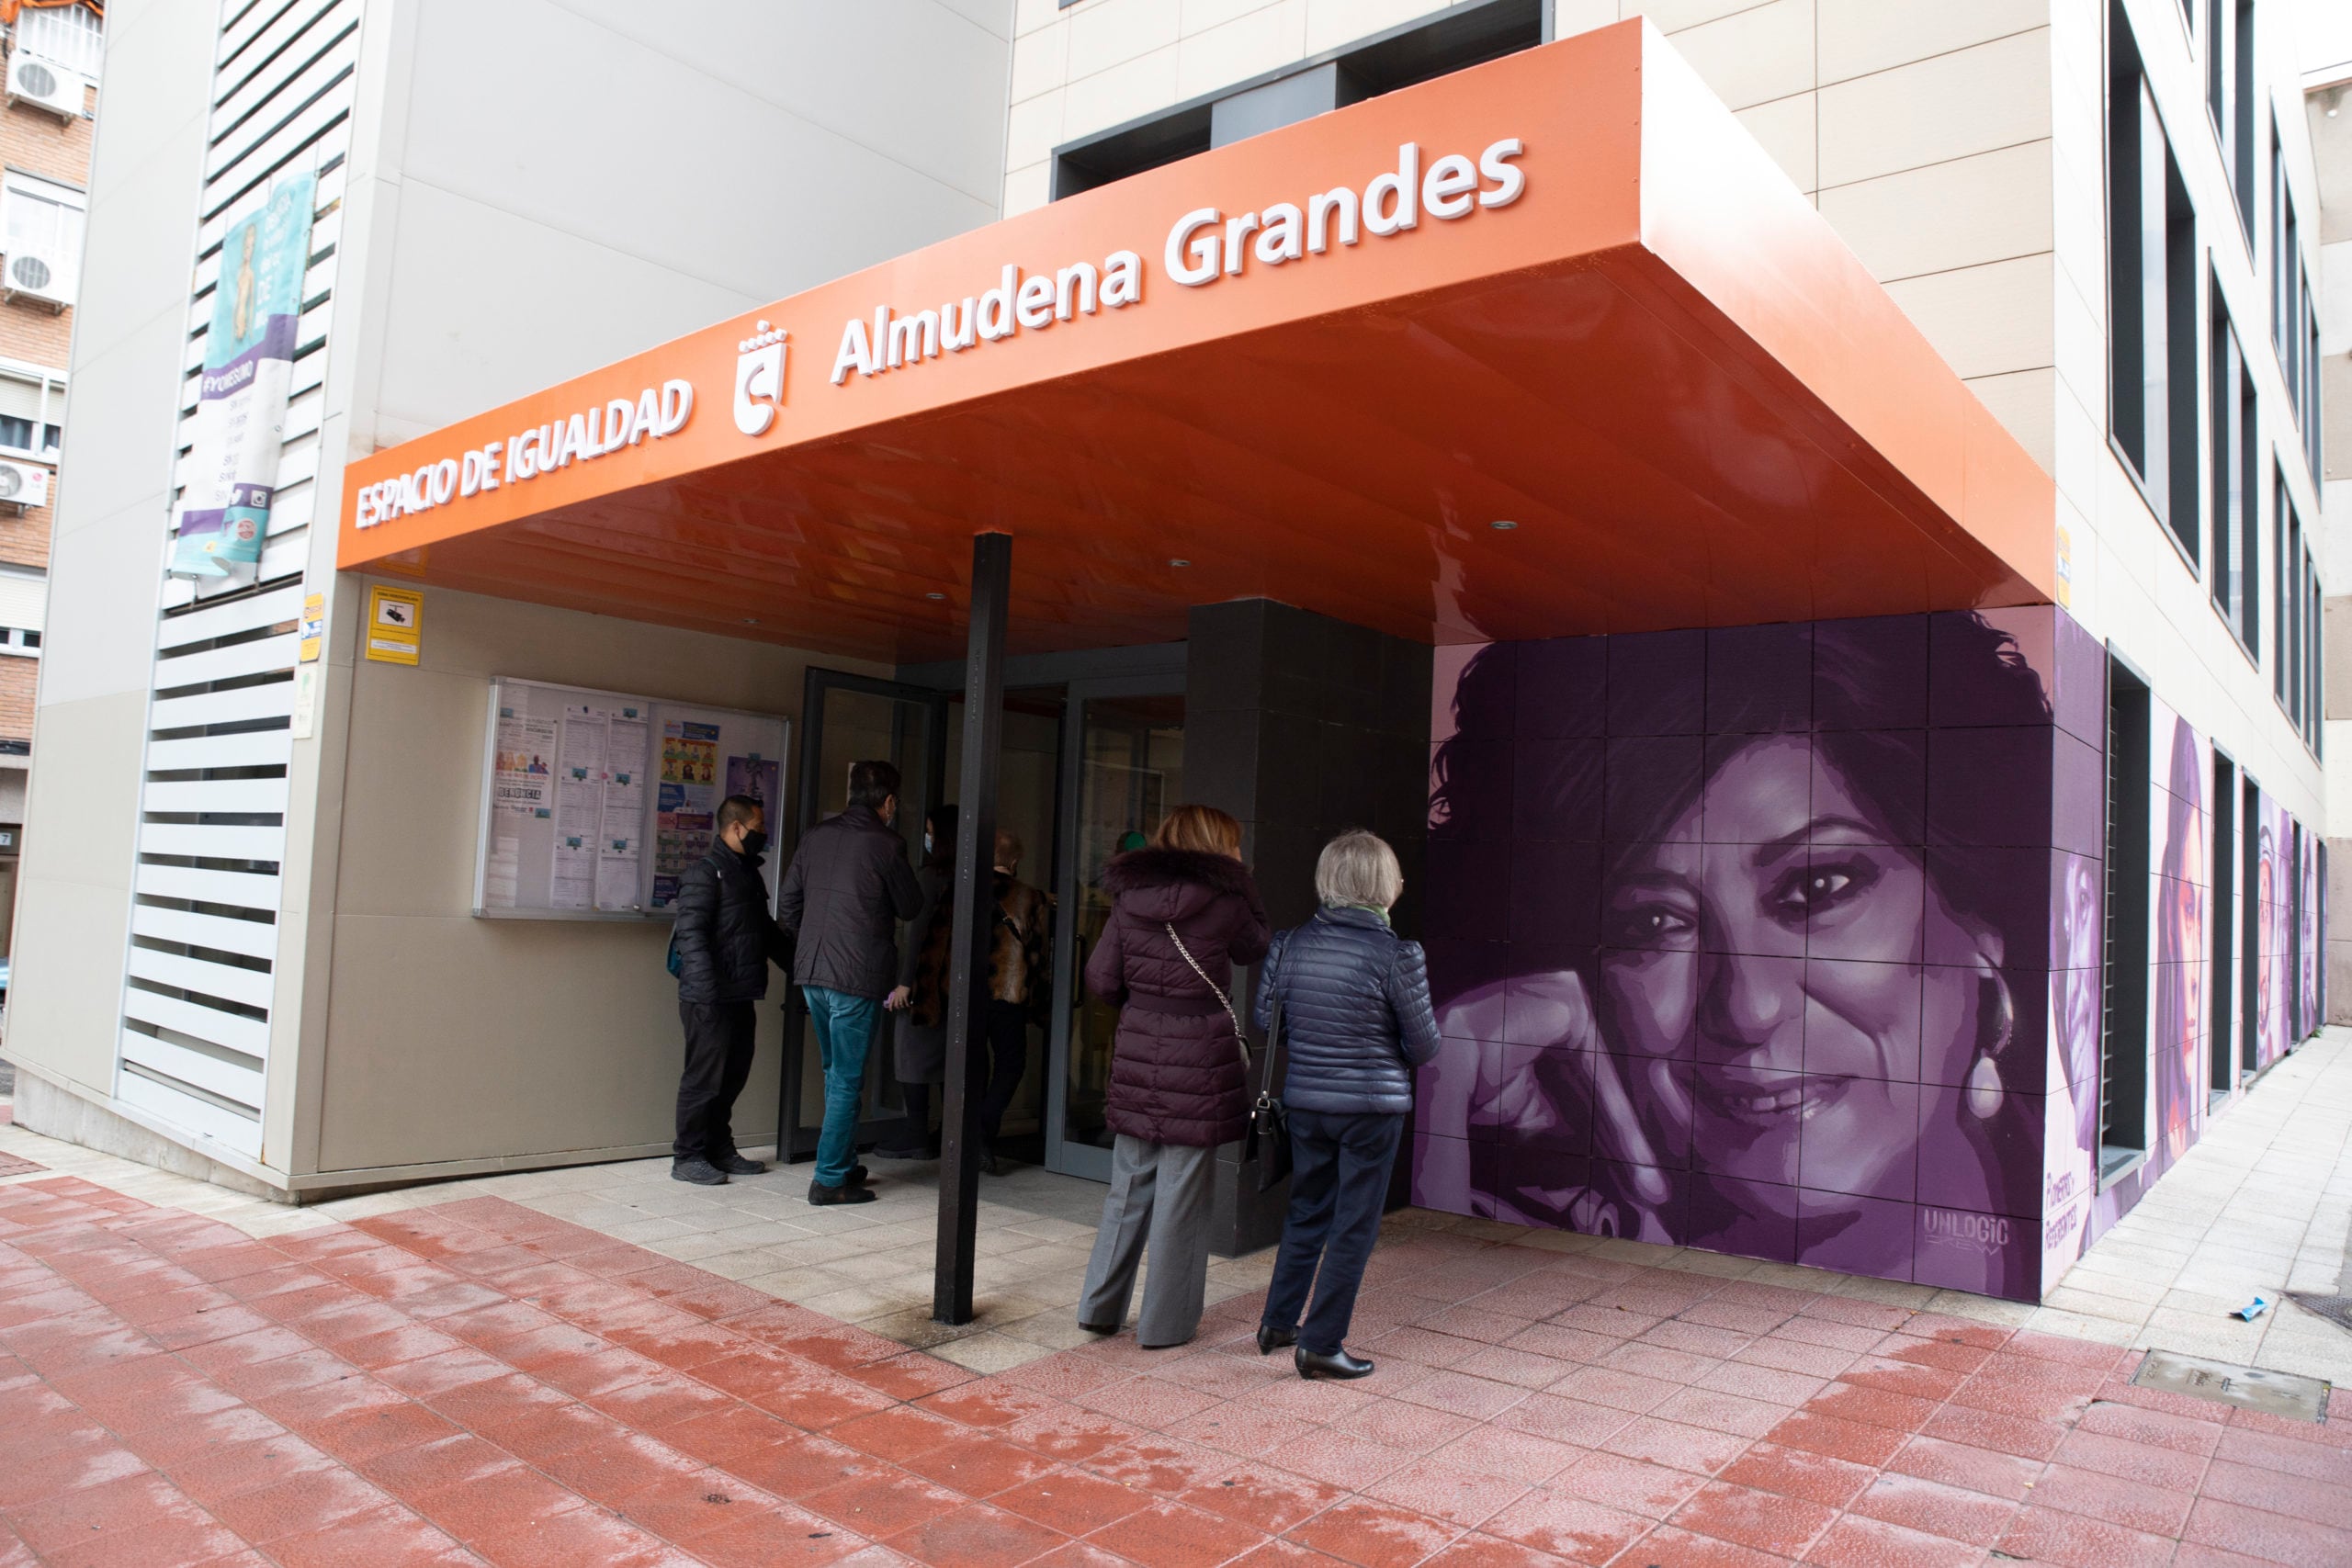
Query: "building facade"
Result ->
[[0, 0, 2336, 1306], [0, 0, 99, 973]]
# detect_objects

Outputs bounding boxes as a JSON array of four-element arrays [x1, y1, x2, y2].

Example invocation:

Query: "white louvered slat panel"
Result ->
[[157, 584, 303, 649], [254, 537, 308, 585], [146, 730, 296, 772], [151, 682, 295, 729], [132, 906, 280, 962], [118, 1071, 264, 1157], [125, 948, 276, 1011], [159, 579, 196, 611], [139, 822, 287, 863], [214, 17, 356, 136], [283, 385, 323, 442], [119, 1032, 266, 1111], [140, 777, 291, 816], [266, 483, 314, 536], [219, 0, 306, 71], [206, 83, 353, 197], [192, 247, 337, 319], [154, 632, 300, 690], [275, 432, 321, 490], [218, 0, 341, 103], [122, 987, 271, 1057], [133, 862, 284, 911]]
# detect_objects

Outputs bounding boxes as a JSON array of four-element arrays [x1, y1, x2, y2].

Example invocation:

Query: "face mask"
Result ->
[[740, 829, 768, 857], [923, 832, 933, 853]]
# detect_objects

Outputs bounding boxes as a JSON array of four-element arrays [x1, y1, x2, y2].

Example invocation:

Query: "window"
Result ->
[[2206, 0, 2255, 241], [2, 172, 85, 282], [13, 4, 102, 80], [0, 563, 41, 656], [2108, 6, 2199, 557], [2303, 547, 2322, 755], [2101, 654, 2153, 1179], [2209, 289, 2258, 648], [2276, 486, 2316, 750], [1054, 0, 1542, 196], [2274, 465, 2290, 705], [0, 367, 63, 458], [2270, 120, 2290, 351]]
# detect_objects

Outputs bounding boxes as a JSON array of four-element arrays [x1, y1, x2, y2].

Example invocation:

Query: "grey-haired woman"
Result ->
[[1250, 830, 1441, 1379]]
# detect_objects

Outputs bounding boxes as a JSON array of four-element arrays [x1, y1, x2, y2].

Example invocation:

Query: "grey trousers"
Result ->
[[1078, 1134, 1216, 1348]]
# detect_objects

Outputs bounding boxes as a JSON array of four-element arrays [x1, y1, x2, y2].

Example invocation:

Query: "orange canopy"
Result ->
[[339, 20, 2052, 665]]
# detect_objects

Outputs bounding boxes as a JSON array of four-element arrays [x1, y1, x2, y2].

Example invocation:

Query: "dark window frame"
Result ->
[[2100, 650, 2154, 1183], [2207, 276, 2258, 658]]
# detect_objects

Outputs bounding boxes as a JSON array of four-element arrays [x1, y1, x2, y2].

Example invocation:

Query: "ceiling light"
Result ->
[[741, 616, 759, 626], [925, 592, 945, 601], [1489, 520, 1519, 531], [1169, 558, 1190, 568]]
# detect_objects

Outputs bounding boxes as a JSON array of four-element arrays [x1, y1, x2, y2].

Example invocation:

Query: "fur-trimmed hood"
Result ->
[[1102, 847, 1253, 896]]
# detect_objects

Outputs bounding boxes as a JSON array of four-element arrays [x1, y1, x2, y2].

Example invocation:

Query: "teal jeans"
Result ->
[[805, 986, 881, 1189]]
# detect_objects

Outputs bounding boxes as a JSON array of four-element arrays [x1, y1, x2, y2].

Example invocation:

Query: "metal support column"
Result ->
[[934, 532, 1010, 1324]]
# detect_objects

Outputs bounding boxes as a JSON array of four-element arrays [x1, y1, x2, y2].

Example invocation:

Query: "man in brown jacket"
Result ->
[[978, 830, 1052, 1173]]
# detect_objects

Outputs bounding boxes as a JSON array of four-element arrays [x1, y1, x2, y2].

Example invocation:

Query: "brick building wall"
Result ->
[[0, 653, 30, 739]]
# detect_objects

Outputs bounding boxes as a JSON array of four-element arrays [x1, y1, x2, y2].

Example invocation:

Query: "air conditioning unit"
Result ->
[[6, 51, 83, 119], [0, 458, 51, 512], [3, 247, 71, 310]]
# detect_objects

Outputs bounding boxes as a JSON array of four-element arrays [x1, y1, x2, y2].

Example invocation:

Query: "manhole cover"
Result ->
[[2286, 1292, 2352, 1333], [2132, 1349, 2331, 1423]]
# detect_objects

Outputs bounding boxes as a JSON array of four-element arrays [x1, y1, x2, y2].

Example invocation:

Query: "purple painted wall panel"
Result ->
[[1419, 610, 2073, 1302]]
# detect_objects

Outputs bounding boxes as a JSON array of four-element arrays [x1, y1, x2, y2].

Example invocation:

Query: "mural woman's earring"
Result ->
[[1967, 957, 2015, 1120]]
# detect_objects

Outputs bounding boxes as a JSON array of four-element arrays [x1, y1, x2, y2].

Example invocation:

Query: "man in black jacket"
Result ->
[[777, 760, 923, 1204], [671, 795, 793, 1186]]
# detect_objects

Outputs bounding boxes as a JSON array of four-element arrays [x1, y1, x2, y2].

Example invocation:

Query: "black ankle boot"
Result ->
[[1256, 1323, 1296, 1356], [1295, 1346, 1374, 1380]]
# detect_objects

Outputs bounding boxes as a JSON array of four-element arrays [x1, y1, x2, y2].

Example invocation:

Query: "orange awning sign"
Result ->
[[355, 379, 694, 530], [334, 22, 2054, 664]]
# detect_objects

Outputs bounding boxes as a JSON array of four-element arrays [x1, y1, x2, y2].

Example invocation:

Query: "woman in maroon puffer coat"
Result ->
[[1076, 805, 1272, 1348]]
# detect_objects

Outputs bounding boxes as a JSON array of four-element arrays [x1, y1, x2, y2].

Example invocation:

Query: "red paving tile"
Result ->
[[0, 1174, 2346, 1568]]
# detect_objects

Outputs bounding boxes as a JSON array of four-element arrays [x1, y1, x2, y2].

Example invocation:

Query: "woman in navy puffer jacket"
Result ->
[[1250, 830, 1441, 1379]]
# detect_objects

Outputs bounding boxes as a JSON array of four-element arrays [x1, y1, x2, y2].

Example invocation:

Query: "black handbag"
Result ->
[[1243, 994, 1292, 1192]]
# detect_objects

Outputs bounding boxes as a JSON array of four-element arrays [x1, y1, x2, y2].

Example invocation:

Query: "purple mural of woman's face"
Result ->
[[1596, 738, 1948, 1210]]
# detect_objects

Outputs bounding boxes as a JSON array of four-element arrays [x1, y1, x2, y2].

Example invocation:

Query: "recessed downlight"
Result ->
[[1489, 520, 1519, 531], [925, 592, 945, 601], [1169, 558, 1191, 568]]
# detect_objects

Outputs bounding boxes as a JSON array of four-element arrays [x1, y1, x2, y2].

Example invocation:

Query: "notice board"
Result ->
[[472, 677, 789, 919]]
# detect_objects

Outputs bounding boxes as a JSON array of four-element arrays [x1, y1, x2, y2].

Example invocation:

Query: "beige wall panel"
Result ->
[[1816, 28, 2051, 188], [1620, 0, 1771, 33], [1962, 366, 2056, 478], [1815, 141, 2052, 284], [1735, 93, 1815, 193], [1177, 1, 1309, 100], [6, 690, 149, 1095], [317, 911, 783, 1171], [1064, 46, 1183, 141], [1815, 0, 2047, 87], [1068, 0, 1184, 80], [1882, 254, 2053, 382], [317, 588, 889, 1173], [1659, 0, 1812, 113]]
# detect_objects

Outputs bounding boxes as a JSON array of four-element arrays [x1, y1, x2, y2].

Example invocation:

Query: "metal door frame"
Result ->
[[775, 668, 948, 1162], [1040, 672, 1187, 1183]]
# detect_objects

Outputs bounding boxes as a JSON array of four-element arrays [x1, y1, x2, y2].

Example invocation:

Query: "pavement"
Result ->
[[0, 1032, 2346, 1567]]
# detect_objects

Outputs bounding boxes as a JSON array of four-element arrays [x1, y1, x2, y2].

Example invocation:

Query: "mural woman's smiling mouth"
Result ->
[[1700, 1071, 1843, 1127]]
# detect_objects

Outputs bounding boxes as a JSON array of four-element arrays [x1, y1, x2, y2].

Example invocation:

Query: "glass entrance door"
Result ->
[[775, 671, 945, 1162], [1043, 683, 1185, 1181]]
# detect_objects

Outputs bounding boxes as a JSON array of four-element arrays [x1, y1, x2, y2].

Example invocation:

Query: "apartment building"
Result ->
[[0, 0, 2336, 1306], [0, 0, 97, 971]]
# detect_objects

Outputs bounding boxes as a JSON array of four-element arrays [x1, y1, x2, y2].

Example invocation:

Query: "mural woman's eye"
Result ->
[[1605, 899, 1695, 948], [1772, 861, 1874, 921]]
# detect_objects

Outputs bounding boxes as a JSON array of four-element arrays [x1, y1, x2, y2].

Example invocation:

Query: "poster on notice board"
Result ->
[[474, 678, 786, 919]]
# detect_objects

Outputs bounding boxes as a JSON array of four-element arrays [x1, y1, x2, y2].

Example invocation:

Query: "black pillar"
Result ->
[[1184, 600, 1432, 1257], [934, 532, 1010, 1324]]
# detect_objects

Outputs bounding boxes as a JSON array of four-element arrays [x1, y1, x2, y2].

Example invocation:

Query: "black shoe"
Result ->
[[843, 1164, 870, 1188], [672, 1157, 728, 1186], [1079, 1319, 1120, 1336], [980, 1144, 1001, 1177], [1256, 1323, 1297, 1356], [808, 1179, 876, 1206], [1295, 1347, 1374, 1380], [711, 1153, 767, 1176]]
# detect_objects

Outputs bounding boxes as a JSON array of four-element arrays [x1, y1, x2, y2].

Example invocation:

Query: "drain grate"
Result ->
[[2286, 1292, 2352, 1334], [2132, 1349, 2331, 1423]]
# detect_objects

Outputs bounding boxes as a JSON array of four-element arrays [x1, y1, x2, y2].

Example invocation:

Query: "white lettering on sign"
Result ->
[[352, 378, 695, 529], [831, 251, 1146, 386]]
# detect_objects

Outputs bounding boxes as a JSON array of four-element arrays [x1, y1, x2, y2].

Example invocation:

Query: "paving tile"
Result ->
[[885, 1501, 1064, 1568], [1549, 1452, 1705, 1520], [1994, 1504, 2178, 1568], [1799, 1512, 1986, 1568], [1611, 1523, 1793, 1565], [1179, 1467, 1347, 1535], [204, 1464, 392, 1544], [1844, 1469, 2018, 1546], [1285, 1497, 1464, 1565], [995, 1466, 1154, 1533], [264, 1502, 478, 1568], [2181, 1495, 2352, 1568], [1713, 1441, 1875, 1511], [1091, 1497, 1268, 1568], [802, 1466, 967, 1539], [1666, 1478, 1836, 1557]]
